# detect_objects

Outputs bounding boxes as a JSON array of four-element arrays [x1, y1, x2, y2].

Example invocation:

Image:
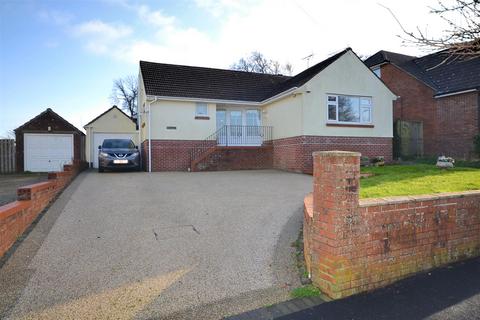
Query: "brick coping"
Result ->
[[304, 189, 480, 213], [359, 190, 480, 207]]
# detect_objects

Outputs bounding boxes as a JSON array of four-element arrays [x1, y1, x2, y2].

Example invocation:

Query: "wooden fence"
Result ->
[[0, 139, 15, 173]]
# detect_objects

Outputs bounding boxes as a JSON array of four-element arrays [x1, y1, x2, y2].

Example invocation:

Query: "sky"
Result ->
[[0, 0, 448, 136]]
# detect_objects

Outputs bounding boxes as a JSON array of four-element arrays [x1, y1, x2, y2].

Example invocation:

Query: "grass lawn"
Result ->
[[360, 164, 480, 199]]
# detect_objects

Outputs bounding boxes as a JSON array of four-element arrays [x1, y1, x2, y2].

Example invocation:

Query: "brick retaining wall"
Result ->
[[304, 151, 480, 299], [197, 146, 273, 171], [142, 136, 392, 173], [274, 136, 392, 174], [0, 162, 86, 258]]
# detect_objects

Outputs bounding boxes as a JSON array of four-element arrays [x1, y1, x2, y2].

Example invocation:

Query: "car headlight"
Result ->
[[100, 152, 109, 157]]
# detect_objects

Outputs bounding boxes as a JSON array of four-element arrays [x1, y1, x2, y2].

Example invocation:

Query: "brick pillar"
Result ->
[[310, 151, 361, 299]]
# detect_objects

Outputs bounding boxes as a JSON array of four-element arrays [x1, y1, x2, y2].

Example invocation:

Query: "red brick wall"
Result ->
[[380, 64, 438, 156], [379, 63, 480, 158], [273, 136, 392, 174], [0, 162, 85, 258], [142, 139, 204, 171], [304, 151, 480, 299], [197, 146, 273, 171], [142, 140, 273, 172], [434, 92, 479, 158]]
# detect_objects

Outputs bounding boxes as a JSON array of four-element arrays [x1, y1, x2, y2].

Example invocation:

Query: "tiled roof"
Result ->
[[365, 50, 480, 95], [15, 108, 85, 135], [364, 50, 416, 68], [140, 48, 351, 103]]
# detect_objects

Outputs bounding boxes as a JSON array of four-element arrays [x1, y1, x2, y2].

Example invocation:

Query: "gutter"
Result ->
[[145, 86, 301, 107], [434, 88, 478, 99]]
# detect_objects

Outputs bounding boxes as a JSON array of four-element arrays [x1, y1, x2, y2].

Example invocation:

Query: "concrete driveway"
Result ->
[[1, 170, 312, 320]]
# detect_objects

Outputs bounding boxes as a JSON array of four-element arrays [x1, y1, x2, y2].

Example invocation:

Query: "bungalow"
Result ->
[[138, 48, 397, 173], [365, 50, 480, 159]]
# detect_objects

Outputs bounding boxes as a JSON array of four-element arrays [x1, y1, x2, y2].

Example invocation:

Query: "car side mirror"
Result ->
[[98, 145, 101, 149]]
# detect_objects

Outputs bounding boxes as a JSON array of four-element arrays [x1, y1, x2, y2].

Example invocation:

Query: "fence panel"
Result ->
[[0, 139, 16, 173]]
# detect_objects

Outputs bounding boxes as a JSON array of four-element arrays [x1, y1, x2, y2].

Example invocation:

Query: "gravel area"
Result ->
[[1, 170, 312, 319], [0, 173, 48, 206]]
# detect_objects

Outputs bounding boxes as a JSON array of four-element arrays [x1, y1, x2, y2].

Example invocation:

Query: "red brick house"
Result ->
[[138, 48, 397, 173], [365, 50, 480, 159]]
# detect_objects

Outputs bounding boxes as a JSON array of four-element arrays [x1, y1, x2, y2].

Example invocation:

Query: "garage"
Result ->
[[14, 108, 86, 173], [24, 133, 73, 172], [84, 106, 138, 168]]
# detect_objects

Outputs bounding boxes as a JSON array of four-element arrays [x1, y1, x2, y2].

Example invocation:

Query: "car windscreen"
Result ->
[[102, 139, 135, 149]]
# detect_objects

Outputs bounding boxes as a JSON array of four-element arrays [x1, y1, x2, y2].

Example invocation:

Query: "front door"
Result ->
[[229, 110, 243, 145]]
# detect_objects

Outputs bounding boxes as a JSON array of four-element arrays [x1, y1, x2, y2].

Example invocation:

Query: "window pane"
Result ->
[[246, 110, 260, 126], [360, 97, 371, 106], [328, 104, 336, 120], [328, 96, 337, 102], [196, 103, 208, 115], [338, 96, 360, 122], [361, 107, 371, 123]]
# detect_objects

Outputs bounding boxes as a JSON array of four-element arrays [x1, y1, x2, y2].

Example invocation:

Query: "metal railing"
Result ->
[[190, 125, 272, 168]]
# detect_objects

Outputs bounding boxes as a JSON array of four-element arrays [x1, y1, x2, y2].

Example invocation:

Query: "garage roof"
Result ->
[[84, 105, 136, 128], [140, 48, 351, 102], [15, 108, 84, 135]]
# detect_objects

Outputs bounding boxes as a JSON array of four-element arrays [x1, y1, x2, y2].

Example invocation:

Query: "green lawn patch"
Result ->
[[360, 164, 480, 199], [290, 285, 321, 299]]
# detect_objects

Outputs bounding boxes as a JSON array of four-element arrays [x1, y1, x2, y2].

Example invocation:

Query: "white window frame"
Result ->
[[195, 102, 208, 116], [326, 94, 373, 125], [372, 67, 381, 77]]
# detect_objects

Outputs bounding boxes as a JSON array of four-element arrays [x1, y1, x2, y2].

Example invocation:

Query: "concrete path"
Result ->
[[1, 170, 312, 320]]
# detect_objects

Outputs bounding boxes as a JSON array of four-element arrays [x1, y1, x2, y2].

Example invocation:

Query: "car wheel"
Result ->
[[98, 166, 104, 173]]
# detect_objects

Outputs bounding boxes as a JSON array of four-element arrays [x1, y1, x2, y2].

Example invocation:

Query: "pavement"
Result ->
[[0, 173, 47, 206], [0, 169, 312, 320], [228, 257, 480, 320]]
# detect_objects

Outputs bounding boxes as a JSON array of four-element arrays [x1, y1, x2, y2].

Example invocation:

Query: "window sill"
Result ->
[[195, 116, 210, 120], [326, 123, 374, 128]]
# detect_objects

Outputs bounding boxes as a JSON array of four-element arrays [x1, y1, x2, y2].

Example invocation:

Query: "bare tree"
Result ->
[[111, 75, 138, 118], [382, 0, 480, 59], [231, 52, 293, 75]]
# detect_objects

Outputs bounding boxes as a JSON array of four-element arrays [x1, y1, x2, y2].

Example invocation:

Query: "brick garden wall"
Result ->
[[0, 162, 86, 258], [273, 136, 392, 174], [303, 151, 480, 299]]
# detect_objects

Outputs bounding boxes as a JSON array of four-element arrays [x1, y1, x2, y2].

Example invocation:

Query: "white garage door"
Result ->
[[92, 133, 137, 168], [24, 133, 74, 172]]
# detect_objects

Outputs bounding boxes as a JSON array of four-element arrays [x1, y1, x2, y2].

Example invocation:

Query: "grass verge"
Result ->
[[360, 164, 480, 198], [290, 285, 321, 299]]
